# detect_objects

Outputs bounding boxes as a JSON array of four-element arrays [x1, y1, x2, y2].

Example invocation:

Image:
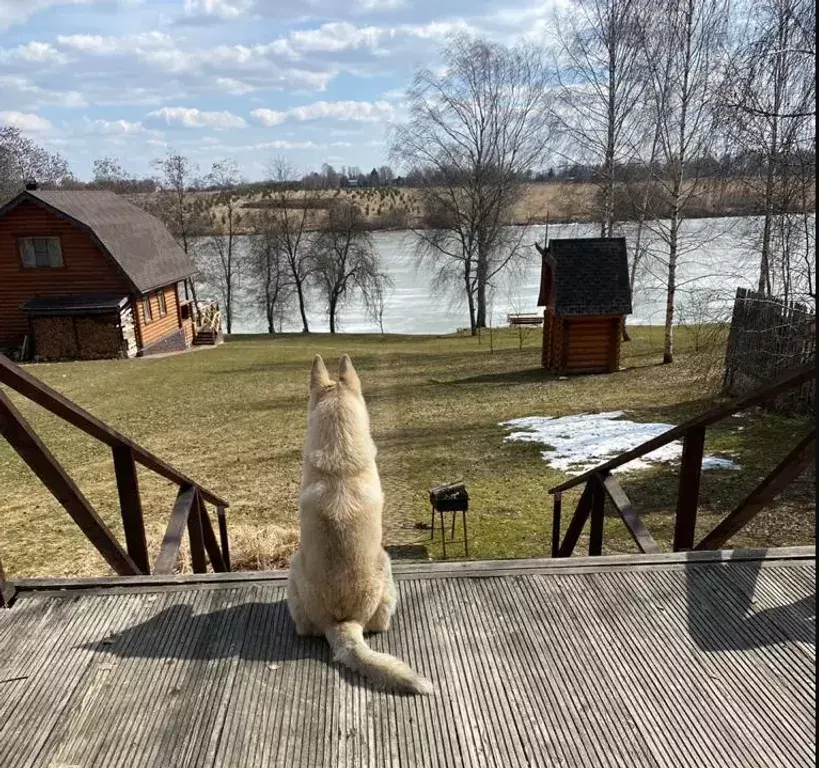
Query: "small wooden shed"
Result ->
[[536, 237, 632, 374]]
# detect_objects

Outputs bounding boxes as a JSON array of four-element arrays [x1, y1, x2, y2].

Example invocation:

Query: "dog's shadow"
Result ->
[[82, 597, 415, 693]]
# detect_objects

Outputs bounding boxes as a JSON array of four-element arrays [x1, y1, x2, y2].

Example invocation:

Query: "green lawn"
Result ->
[[0, 326, 813, 578]]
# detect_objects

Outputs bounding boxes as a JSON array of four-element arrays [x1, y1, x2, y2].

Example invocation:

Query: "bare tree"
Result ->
[[309, 202, 391, 334], [151, 152, 206, 313], [262, 158, 318, 332], [247, 210, 294, 333], [638, 0, 729, 363], [392, 35, 553, 334], [553, 0, 648, 237], [202, 159, 243, 334], [0, 126, 70, 202], [721, 0, 815, 300]]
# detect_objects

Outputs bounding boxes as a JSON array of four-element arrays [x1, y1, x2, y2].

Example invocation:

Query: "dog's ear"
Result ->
[[338, 355, 361, 392], [310, 355, 331, 391]]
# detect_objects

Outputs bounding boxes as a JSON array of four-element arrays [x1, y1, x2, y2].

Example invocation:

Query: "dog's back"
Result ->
[[287, 355, 432, 695]]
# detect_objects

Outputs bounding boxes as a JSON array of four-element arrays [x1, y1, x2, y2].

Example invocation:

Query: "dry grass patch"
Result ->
[[0, 327, 812, 578]]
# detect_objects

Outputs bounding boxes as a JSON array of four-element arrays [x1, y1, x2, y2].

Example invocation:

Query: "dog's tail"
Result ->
[[325, 622, 433, 695]]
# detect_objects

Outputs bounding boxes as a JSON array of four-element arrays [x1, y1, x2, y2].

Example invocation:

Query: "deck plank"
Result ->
[[0, 552, 813, 768]]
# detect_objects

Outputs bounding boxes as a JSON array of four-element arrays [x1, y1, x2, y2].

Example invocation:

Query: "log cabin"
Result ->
[[536, 237, 632, 374], [0, 187, 210, 361]]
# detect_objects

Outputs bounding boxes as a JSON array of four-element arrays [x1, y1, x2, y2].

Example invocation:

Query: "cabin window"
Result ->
[[19, 237, 63, 268], [157, 290, 168, 317], [142, 296, 153, 324]]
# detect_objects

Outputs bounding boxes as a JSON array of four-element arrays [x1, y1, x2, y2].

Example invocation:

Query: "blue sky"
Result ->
[[0, 0, 559, 181]]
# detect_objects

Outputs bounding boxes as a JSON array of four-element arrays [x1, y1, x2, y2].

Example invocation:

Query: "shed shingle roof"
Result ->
[[0, 190, 196, 293], [540, 237, 632, 316]]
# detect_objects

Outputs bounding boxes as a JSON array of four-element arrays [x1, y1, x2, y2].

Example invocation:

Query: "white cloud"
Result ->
[[81, 117, 150, 135], [147, 106, 247, 128], [249, 108, 286, 127], [0, 0, 94, 31], [181, 0, 252, 22], [252, 100, 394, 126], [0, 76, 87, 109], [0, 42, 68, 65], [56, 31, 173, 55], [215, 77, 256, 95], [274, 19, 475, 58], [355, 0, 406, 10], [0, 111, 54, 132]]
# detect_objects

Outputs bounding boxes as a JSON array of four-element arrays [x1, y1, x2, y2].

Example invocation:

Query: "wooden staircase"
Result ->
[[193, 329, 221, 346]]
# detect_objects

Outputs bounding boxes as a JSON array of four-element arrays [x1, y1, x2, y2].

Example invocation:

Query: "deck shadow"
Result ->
[[82, 595, 426, 695], [684, 553, 815, 652]]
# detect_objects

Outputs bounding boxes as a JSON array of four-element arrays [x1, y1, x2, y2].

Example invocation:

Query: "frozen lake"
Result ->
[[199, 216, 809, 335]]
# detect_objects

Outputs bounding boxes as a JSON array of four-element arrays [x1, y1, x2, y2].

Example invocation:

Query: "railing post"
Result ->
[[551, 492, 562, 558], [198, 495, 227, 572], [187, 490, 208, 574], [217, 505, 231, 572], [112, 445, 150, 574], [0, 556, 14, 608], [674, 426, 706, 551], [588, 476, 605, 556]]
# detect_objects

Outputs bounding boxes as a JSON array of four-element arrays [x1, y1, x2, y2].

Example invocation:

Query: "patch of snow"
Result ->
[[701, 456, 742, 471], [501, 412, 740, 475]]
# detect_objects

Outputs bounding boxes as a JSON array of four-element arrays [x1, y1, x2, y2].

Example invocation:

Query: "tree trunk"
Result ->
[[602, 18, 617, 239], [328, 295, 337, 334], [475, 250, 488, 329], [294, 277, 310, 333], [664, 213, 680, 364], [464, 263, 477, 335]]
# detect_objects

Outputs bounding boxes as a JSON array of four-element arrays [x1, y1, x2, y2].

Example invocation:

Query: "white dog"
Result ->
[[286, 355, 433, 695]]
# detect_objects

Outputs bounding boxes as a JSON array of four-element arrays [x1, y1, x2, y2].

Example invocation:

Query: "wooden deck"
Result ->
[[0, 547, 814, 767]]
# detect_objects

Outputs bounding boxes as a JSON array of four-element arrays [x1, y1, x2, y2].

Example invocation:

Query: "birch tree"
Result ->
[[721, 0, 815, 300], [553, 0, 648, 237], [639, 0, 729, 363]]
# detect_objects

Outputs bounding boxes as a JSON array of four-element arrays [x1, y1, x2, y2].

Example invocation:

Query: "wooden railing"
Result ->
[[0, 354, 230, 606], [196, 302, 222, 333], [549, 364, 816, 558]]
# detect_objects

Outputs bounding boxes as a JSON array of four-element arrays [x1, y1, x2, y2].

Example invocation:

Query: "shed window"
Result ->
[[19, 237, 63, 268], [157, 290, 168, 317], [142, 296, 153, 324]]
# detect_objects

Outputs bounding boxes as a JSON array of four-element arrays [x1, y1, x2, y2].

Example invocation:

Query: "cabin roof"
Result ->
[[540, 237, 632, 316], [0, 190, 196, 293]]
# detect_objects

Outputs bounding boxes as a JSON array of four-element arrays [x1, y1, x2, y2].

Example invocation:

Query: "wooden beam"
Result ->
[[199, 500, 227, 573], [0, 388, 140, 576], [696, 429, 816, 551], [112, 445, 150, 574], [601, 473, 661, 554], [557, 482, 594, 557], [673, 426, 706, 551], [550, 364, 815, 494], [187, 491, 207, 575], [588, 477, 605, 556], [0, 355, 229, 508], [155, 486, 196, 575], [216, 505, 231, 572]]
